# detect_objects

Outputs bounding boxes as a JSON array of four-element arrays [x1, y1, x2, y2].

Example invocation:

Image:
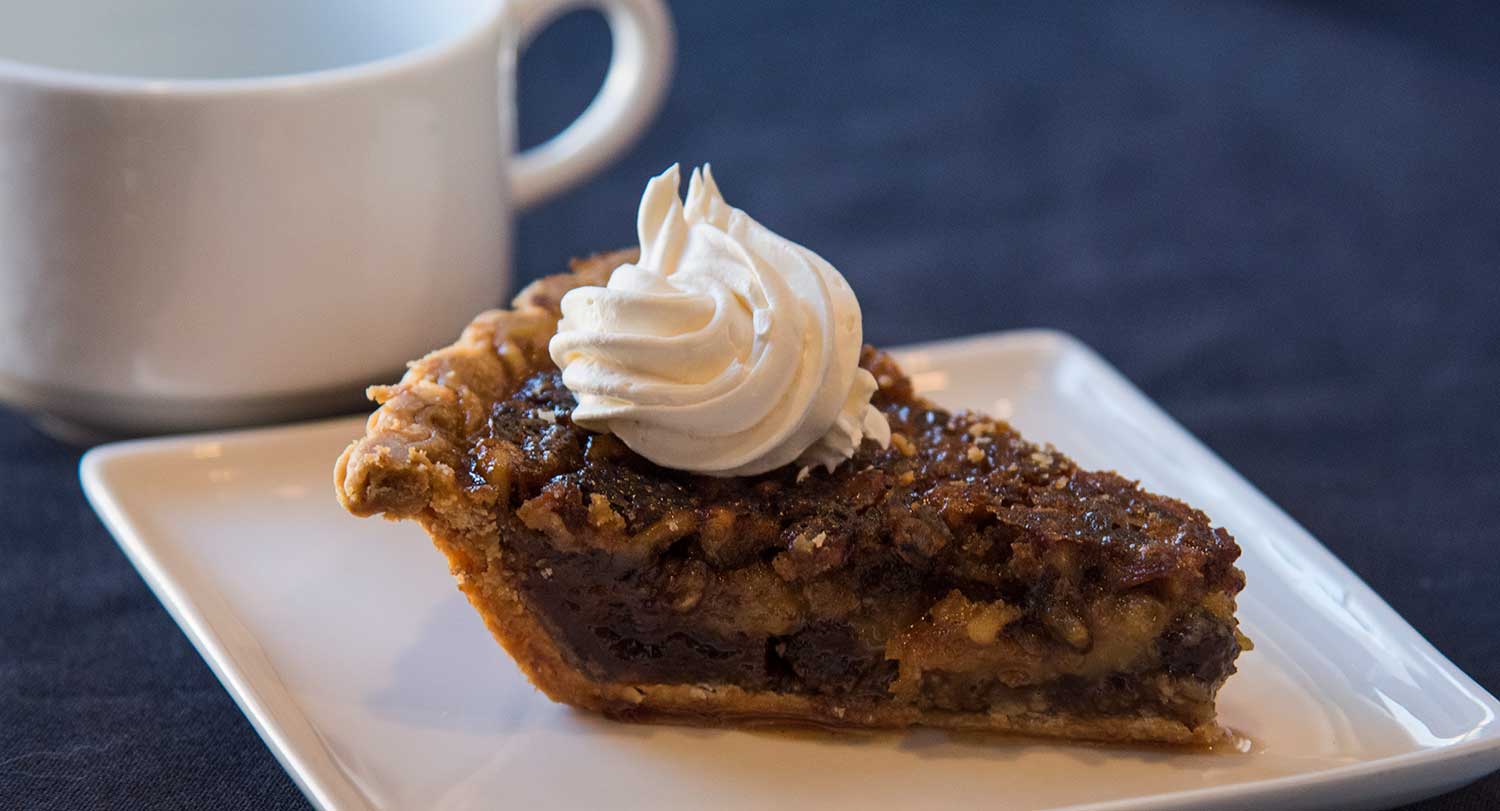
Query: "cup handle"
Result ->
[[508, 0, 674, 208]]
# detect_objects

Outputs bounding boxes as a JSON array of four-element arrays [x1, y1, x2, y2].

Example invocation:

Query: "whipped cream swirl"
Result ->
[[548, 164, 890, 477]]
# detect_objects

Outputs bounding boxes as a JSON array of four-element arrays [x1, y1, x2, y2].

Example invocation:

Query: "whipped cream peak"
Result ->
[[548, 164, 890, 477]]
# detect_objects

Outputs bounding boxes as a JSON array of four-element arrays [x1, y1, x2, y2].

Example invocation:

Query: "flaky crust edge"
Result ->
[[334, 250, 628, 521], [333, 248, 1226, 746]]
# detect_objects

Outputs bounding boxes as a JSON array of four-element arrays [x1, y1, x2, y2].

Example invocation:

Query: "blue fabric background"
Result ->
[[4, 1, 1498, 807]]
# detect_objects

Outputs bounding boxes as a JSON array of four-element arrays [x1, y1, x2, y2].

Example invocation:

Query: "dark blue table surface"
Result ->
[[5, 1, 1498, 808]]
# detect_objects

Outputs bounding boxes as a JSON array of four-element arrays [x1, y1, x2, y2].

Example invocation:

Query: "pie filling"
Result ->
[[461, 353, 1245, 727]]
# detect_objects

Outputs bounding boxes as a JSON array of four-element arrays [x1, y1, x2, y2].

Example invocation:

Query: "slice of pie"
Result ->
[[335, 248, 1248, 746]]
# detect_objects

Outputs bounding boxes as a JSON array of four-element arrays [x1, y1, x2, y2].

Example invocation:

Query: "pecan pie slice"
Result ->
[[335, 250, 1248, 745]]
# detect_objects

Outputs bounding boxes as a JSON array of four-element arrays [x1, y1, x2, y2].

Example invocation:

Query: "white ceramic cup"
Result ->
[[0, 0, 673, 439]]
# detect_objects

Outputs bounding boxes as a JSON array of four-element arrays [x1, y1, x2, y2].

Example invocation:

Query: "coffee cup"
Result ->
[[0, 0, 673, 439]]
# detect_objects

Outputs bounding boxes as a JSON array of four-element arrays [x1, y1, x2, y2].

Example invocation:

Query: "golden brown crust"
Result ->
[[335, 248, 1230, 746], [334, 250, 636, 520]]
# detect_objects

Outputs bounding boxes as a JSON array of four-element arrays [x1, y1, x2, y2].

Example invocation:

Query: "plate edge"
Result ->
[[79, 447, 362, 811]]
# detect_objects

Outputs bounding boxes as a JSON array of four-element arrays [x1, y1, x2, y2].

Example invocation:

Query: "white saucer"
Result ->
[[81, 330, 1500, 811]]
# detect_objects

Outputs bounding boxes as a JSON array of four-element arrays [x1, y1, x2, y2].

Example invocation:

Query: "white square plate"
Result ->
[[81, 330, 1500, 811]]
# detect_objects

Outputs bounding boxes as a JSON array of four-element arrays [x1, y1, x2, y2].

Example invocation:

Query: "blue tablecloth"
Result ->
[[5, 1, 1497, 807]]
